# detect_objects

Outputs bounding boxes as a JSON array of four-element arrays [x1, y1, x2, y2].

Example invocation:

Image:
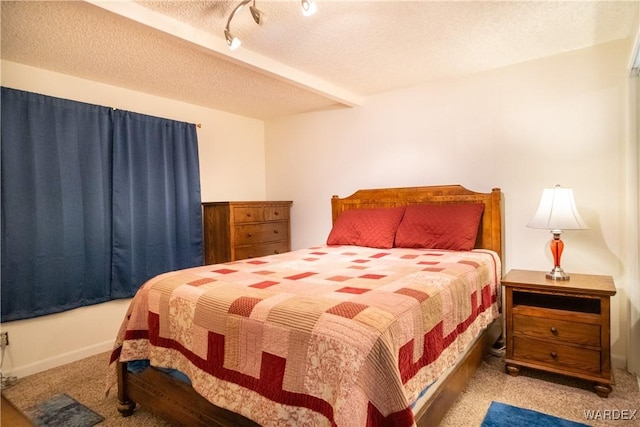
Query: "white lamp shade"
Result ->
[[527, 186, 588, 231]]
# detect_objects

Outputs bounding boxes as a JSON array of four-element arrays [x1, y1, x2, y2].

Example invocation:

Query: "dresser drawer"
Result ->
[[234, 222, 288, 245], [234, 241, 289, 259], [233, 206, 264, 223], [513, 314, 600, 347], [264, 206, 289, 221], [513, 336, 601, 375]]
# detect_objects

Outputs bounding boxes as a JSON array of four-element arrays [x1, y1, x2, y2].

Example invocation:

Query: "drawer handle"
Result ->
[[273, 230, 279, 234], [274, 211, 279, 216], [274, 250, 280, 254], [550, 351, 558, 359], [550, 327, 558, 335], [246, 213, 252, 218], [247, 233, 253, 238]]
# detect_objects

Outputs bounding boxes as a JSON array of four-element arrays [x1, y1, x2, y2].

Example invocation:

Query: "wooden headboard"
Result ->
[[331, 184, 503, 260]]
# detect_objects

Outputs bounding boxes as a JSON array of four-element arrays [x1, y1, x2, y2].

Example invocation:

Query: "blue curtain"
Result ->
[[1, 88, 113, 320], [1, 88, 203, 321], [110, 110, 203, 298]]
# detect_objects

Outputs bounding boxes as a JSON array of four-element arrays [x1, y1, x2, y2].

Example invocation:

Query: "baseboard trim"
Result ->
[[10, 340, 113, 379], [612, 354, 627, 370]]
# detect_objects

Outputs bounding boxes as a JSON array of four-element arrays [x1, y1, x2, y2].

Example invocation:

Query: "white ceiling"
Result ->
[[1, 1, 638, 120]]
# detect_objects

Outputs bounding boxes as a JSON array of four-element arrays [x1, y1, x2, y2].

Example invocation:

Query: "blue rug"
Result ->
[[24, 393, 104, 427], [482, 401, 591, 427]]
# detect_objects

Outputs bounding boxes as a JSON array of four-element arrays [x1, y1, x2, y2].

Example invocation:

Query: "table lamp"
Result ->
[[527, 185, 588, 280]]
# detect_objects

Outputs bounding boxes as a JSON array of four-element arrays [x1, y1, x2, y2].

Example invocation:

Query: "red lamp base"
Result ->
[[548, 231, 570, 281]]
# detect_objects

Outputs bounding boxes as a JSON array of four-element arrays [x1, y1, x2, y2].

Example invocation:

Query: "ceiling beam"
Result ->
[[84, 0, 363, 107]]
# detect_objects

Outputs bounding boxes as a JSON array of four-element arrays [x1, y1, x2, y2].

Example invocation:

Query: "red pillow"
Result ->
[[394, 203, 484, 251], [327, 206, 406, 249]]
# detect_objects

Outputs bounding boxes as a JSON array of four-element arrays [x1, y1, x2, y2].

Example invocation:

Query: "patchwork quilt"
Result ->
[[109, 245, 500, 427]]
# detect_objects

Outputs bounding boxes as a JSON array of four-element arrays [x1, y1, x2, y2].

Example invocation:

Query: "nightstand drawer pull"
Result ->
[[550, 327, 558, 334], [550, 351, 558, 359]]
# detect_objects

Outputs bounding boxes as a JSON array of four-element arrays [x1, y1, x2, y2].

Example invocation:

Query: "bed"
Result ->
[[109, 184, 503, 426]]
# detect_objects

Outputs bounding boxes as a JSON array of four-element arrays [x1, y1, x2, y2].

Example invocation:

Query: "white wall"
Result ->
[[265, 39, 635, 367], [0, 60, 266, 378]]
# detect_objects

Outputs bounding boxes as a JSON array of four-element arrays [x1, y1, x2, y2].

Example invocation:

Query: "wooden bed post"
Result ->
[[490, 187, 503, 262], [116, 362, 136, 417]]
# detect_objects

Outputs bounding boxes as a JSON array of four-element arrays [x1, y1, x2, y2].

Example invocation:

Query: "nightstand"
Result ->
[[502, 269, 616, 397]]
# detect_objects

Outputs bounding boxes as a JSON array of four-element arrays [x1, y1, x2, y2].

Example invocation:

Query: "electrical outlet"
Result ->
[[0, 332, 8, 348]]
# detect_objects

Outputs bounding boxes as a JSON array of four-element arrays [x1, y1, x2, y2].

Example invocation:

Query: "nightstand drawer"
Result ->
[[234, 241, 289, 259], [234, 223, 289, 245], [513, 336, 601, 375], [513, 314, 600, 347]]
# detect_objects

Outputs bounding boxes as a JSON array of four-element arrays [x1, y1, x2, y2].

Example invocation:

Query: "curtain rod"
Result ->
[[110, 107, 202, 128]]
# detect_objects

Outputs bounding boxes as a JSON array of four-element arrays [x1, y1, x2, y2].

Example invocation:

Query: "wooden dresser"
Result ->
[[202, 201, 292, 264], [502, 269, 616, 397]]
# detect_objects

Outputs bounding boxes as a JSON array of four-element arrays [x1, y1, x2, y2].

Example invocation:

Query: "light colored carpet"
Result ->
[[442, 355, 639, 427], [2, 352, 169, 427], [2, 351, 638, 426]]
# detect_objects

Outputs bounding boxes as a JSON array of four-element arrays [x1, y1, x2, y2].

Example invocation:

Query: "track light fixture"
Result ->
[[301, 0, 317, 16], [224, 0, 252, 50], [224, 28, 241, 50], [249, 1, 264, 25], [224, 0, 317, 51]]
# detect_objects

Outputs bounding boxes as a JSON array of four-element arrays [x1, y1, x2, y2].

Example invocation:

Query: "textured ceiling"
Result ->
[[1, 1, 638, 119]]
